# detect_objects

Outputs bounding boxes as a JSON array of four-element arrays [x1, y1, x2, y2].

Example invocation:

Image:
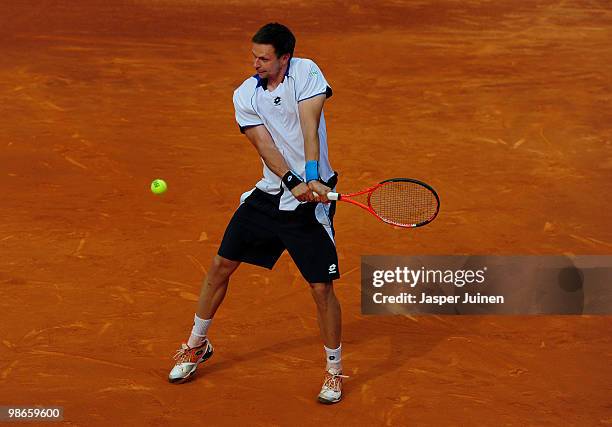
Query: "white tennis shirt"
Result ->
[[233, 57, 334, 211]]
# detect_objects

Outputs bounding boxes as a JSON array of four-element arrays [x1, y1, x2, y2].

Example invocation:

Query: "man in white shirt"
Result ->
[[169, 23, 346, 404]]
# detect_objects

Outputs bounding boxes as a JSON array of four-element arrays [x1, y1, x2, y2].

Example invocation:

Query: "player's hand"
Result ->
[[291, 182, 316, 202], [308, 181, 331, 203]]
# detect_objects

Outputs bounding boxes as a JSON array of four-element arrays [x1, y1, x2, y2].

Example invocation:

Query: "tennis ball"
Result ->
[[151, 179, 167, 195]]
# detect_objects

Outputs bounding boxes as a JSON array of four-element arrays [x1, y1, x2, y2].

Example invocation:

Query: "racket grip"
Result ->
[[327, 192, 340, 201]]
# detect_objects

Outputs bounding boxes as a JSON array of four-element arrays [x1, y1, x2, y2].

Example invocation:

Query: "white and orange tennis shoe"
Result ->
[[317, 369, 348, 404], [168, 339, 214, 383]]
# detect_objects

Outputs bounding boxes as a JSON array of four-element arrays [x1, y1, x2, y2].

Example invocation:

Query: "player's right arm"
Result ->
[[243, 125, 314, 202]]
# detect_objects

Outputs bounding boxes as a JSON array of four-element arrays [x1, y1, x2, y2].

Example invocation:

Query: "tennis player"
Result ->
[[168, 23, 346, 404]]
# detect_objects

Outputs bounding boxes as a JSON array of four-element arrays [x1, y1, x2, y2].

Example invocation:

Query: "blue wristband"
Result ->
[[305, 160, 319, 182]]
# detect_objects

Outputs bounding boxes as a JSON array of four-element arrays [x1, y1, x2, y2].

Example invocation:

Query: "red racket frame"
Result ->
[[327, 178, 440, 228]]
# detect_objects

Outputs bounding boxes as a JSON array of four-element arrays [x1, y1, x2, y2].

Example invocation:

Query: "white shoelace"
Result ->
[[323, 372, 349, 391]]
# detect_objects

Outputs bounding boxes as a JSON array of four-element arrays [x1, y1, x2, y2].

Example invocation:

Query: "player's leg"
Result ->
[[186, 254, 240, 348], [196, 255, 241, 323], [169, 190, 285, 383], [309, 282, 341, 351], [309, 281, 347, 404], [168, 255, 239, 384], [280, 196, 346, 403]]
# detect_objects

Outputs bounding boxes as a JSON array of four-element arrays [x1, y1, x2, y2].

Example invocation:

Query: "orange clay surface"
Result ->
[[1, 1, 611, 426]]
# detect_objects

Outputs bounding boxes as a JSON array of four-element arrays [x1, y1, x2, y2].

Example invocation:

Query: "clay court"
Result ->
[[1, 0, 611, 425]]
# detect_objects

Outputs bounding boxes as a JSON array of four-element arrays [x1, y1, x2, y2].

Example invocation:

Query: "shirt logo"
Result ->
[[329, 264, 337, 274], [274, 96, 281, 105]]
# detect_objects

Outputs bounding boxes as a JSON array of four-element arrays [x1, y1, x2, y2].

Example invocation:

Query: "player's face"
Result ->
[[252, 43, 287, 79]]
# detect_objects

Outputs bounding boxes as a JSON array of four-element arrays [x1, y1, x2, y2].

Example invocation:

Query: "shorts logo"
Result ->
[[273, 96, 281, 105], [328, 264, 337, 274]]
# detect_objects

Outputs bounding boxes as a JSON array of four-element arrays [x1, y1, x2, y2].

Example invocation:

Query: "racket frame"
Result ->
[[327, 178, 440, 228]]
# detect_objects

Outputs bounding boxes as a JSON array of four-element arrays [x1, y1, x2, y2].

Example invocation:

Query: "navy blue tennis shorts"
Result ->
[[218, 179, 340, 284]]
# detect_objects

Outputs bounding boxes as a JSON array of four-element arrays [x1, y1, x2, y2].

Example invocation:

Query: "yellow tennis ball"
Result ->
[[151, 179, 167, 195]]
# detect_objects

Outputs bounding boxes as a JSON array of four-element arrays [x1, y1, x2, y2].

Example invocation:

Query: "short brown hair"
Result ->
[[252, 23, 296, 58]]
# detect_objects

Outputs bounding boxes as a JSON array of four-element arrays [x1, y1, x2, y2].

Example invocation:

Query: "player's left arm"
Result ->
[[298, 94, 331, 203]]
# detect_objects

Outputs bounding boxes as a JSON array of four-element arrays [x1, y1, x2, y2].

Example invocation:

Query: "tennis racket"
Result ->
[[326, 178, 440, 228]]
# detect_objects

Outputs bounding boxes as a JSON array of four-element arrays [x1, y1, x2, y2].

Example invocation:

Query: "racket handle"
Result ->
[[312, 191, 340, 201]]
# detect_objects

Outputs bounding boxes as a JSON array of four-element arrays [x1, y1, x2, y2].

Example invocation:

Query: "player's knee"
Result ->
[[208, 255, 239, 284], [310, 282, 332, 304]]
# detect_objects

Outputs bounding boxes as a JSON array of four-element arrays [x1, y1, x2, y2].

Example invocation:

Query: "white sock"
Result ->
[[187, 314, 212, 348], [324, 344, 342, 373]]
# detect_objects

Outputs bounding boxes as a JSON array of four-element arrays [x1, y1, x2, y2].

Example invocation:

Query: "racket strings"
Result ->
[[369, 181, 438, 226]]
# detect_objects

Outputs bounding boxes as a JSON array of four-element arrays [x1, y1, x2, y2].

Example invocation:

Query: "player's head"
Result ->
[[251, 23, 295, 79]]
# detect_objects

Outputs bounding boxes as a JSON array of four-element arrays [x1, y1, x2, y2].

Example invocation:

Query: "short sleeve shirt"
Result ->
[[232, 57, 333, 211]]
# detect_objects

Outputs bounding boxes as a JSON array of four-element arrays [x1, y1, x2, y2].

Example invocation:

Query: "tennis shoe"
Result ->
[[168, 339, 213, 383], [317, 369, 348, 404]]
